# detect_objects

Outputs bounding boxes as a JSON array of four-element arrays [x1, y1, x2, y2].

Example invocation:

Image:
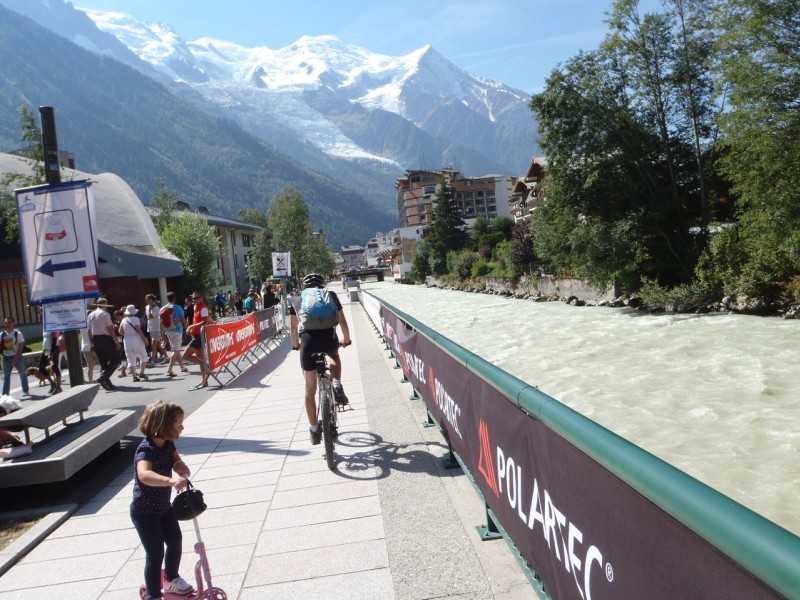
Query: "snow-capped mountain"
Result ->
[[0, 0, 537, 215], [75, 8, 537, 174]]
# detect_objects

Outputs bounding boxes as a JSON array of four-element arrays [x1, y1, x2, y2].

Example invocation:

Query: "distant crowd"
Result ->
[[1, 282, 283, 399]]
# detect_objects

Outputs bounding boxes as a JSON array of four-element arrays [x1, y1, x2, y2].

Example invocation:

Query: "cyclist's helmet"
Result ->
[[303, 273, 325, 289]]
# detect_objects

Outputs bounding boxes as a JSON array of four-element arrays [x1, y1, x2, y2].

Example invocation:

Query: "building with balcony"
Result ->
[[510, 157, 547, 223], [452, 174, 515, 226], [396, 170, 442, 228]]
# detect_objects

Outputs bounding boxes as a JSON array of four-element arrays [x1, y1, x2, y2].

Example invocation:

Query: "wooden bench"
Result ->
[[0, 385, 139, 488], [0, 385, 98, 444]]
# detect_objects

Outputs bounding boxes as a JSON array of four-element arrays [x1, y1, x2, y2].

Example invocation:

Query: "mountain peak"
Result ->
[[8, 0, 537, 179]]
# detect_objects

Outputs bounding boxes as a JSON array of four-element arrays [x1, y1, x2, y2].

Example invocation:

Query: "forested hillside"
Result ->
[[0, 5, 394, 248]]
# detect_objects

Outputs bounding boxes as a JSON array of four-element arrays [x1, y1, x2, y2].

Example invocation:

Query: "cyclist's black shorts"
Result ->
[[299, 329, 339, 371]]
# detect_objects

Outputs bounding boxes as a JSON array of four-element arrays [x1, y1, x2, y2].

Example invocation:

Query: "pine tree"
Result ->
[[427, 181, 468, 275]]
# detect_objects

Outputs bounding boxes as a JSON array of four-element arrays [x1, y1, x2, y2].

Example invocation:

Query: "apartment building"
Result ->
[[396, 170, 442, 228], [340, 245, 366, 271], [452, 174, 515, 226], [396, 168, 515, 229]]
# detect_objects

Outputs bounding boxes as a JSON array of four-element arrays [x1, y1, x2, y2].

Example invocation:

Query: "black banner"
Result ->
[[379, 306, 779, 600]]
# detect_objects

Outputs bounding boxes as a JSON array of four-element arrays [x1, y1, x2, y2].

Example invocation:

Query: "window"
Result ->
[[242, 234, 252, 247]]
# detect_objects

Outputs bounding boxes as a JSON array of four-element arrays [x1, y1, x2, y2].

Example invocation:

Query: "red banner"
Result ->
[[204, 314, 258, 371]]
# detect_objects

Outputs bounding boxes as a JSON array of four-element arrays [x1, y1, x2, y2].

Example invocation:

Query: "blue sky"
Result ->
[[74, 0, 663, 93]]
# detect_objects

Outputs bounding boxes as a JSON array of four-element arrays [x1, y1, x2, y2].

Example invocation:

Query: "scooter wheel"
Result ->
[[201, 587, 227, 599], [139, 584, 148, 599]]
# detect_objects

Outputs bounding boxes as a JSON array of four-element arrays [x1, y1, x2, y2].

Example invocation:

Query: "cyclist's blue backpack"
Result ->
[[299, 288, 338, 330]]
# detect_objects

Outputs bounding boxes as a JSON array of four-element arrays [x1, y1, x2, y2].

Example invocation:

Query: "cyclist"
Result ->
[[290, 273, 351, 445]]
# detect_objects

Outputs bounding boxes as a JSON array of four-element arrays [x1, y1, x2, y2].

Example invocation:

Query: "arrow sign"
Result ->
[[36, 259, 87, 277]]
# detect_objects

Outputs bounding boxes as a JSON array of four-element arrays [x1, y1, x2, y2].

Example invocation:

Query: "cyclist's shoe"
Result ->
[[332, 380, 349, 405], [163, 576, 194, 596], [309, 426, 322, 445]]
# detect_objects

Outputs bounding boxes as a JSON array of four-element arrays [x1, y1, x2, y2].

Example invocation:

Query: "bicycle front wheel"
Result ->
[[321, 387, 336, 470]]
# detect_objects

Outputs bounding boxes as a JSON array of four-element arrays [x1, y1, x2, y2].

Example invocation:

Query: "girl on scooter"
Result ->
[[131, 400, 194, 599]]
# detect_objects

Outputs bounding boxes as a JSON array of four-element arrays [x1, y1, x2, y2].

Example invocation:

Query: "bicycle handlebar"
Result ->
[[292, 340, 352, 351]]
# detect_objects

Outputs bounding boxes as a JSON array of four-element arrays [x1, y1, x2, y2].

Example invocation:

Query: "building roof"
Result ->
[[0, 152, 182, 279]]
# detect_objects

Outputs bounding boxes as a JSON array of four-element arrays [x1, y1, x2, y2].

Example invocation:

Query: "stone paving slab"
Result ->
[[0, 297, 534, 599]]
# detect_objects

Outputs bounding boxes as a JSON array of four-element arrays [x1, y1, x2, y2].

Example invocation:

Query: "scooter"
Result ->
[[139, 517, 227, 599]]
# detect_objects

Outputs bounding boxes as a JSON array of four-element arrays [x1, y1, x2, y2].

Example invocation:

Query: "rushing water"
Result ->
[[362, 281, 800, 536]]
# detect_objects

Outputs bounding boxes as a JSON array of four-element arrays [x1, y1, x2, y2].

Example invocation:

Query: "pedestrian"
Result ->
[[262, 283, 279, 309], [161, 292, 189, 378], [113, 309, 128, 378], [144, 294, 167, 366], [243, 291, 255, 314], [249, 287, 262, 310], [214, 290, 226, 318], [79, 324, 97, 383], [130, 400, 194, 600], [1, 317, 29, 398], [39, 327, 62, 395], [182, 296, 194, 346], [120, 305, 149, 382], [86, 297, 121, 391], [183, 292, 211, 390]]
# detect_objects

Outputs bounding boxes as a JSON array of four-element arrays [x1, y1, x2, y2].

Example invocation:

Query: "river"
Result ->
[[361, 281, 800, 537]]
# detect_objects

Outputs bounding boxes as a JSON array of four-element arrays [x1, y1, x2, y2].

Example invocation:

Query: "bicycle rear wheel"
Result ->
[[321, 385, 336, 470]]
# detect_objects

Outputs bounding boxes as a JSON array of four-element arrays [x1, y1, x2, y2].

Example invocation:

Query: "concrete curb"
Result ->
[[0, 504, 77, 576]]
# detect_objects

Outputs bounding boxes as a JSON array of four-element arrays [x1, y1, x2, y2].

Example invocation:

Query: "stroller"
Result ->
[[139, 516, 226, 599]]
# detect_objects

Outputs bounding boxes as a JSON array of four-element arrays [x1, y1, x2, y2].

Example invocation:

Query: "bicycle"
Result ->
[[312, 343, 350, 470]]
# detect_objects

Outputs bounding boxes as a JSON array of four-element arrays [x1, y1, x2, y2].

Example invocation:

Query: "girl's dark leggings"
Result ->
[[131, 508, 183, 599]]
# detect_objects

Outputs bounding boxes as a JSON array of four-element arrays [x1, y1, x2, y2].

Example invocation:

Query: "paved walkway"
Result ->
[[0, 296, 534, 599]]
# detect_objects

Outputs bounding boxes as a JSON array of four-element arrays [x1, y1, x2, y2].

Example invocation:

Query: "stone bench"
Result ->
[[0, 385, 139, 488]]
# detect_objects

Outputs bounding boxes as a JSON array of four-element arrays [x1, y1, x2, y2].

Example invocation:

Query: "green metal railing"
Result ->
[[365, 292, 800, 600]]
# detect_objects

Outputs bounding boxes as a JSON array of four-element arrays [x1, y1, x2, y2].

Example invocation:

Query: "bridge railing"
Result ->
[[360, 290, 800, 600]]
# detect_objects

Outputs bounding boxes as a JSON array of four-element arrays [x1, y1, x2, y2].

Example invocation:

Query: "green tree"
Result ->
[[307, 233, 336, 276], [237, 208, 270, 229], [606, 0, 719, 231], [236, 208, 274, 282], [246, 230, 275, 282], [490, 216, 515, 240], [447, 248, 478, 280], [150, 177, 181, 236], [529, 0, 724, 293], [410, 238, 432, 282], [160, 212, 220, 296], [268, 187, 319, 278], [0, 106, 47, 242], [711, 0, 800, 296], [510, 221, 535, 274], [470, 215, 490, 250], [427, 181, 468, 275]]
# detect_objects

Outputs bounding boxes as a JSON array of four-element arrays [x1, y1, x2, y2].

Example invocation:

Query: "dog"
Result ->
[[26, 365, 53, 387]]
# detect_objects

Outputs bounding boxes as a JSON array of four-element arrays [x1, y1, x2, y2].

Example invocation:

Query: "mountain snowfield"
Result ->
[[78, 8, 536, 169]]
